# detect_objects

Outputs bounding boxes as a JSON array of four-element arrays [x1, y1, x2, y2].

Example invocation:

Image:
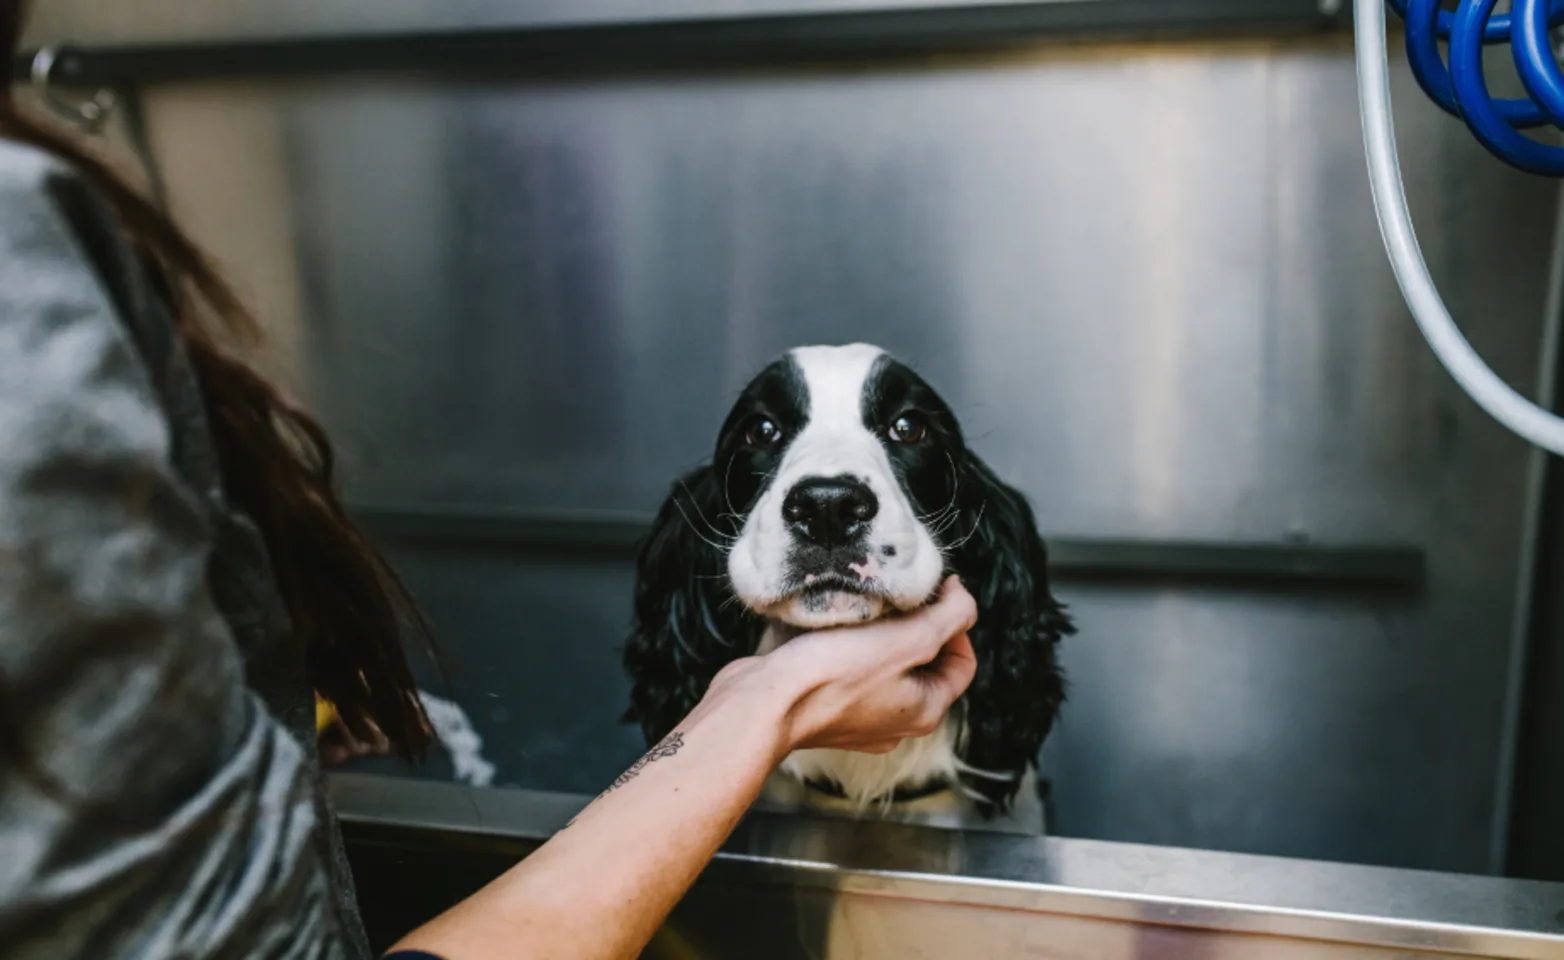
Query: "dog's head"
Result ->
[[723, 343, 959, 628], [624, 344, 1073, 810]]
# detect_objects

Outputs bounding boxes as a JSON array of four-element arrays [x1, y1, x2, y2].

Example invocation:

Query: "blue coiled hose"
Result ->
[[1389, 0, 1564, 172], [1360, 0, 1564, 454]]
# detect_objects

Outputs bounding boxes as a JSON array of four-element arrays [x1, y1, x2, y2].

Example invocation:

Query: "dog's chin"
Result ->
[[770, 590, 888, 629]]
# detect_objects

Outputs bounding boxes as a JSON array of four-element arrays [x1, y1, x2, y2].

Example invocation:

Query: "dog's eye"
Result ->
[[746, 418, 784, 447], [888, 413, 927, 444]]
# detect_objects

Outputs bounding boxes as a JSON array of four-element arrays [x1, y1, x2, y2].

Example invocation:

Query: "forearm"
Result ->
[[387, 582, 977, 960], [390, 674, 792, 960]]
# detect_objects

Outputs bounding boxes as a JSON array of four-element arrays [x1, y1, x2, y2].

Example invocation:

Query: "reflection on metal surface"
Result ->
[[333, 773, 1564, 959], [109, 34, 1559, 874], [756, 765, 1048, 836]]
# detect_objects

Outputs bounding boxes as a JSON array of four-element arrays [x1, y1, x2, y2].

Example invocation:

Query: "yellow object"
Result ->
[[315, 694, 336, 735], [644, 927, 702, 960]]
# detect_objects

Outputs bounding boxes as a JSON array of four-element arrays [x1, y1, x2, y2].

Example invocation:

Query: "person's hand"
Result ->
[[700, 576, 979, 761]]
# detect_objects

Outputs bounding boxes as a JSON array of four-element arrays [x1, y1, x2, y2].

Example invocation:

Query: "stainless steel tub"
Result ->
[[332, 773, 1564, 959]]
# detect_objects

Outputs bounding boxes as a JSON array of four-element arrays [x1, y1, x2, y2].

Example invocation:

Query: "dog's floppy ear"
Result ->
[[622, 465, 761, 745], [946, 454, 1075, 813]]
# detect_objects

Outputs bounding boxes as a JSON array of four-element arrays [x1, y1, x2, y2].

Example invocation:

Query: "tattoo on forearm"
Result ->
[[564, 732, 686, 829], [607, 731, 685, 792]]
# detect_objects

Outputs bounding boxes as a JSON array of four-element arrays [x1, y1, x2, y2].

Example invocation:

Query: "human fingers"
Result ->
[[893, 576, 978, 666], [921, 631, 977, 705], [927, 576, 978, 637]]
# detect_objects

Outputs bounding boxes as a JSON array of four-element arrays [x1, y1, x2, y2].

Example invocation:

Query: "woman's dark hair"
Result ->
[[0, 2, 433, 760]]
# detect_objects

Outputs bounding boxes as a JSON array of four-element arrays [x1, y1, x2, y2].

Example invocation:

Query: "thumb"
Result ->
[[906, 576, 978, 659]]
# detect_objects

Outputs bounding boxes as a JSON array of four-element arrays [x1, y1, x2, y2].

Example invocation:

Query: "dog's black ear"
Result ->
[[946, 454, 1075, 813], [622, 465, 760, 745]]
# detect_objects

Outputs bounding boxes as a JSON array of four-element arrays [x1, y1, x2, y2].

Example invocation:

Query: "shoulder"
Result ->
[[0, 137, 102, 224], [0, 138, 171, 480], [0, 138, 197, 412], [0, 136, 156, 365], [0, 137, 68, 186], [0, 136, 126, 301], [0, 135, 158, 312]]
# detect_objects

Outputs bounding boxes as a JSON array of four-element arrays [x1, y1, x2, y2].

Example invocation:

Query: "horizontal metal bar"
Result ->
[[347, 503, 1425, 589], [13, 0, 1344, 87], [1052, 537, 1425, 586], [329, 773, 1564, 958], [354, 505, 654, 553]]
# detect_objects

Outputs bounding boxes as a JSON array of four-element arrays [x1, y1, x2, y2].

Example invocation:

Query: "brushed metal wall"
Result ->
[[110, 37, 1557, 873]]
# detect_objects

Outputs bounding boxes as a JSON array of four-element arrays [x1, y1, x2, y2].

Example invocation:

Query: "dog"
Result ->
[[622, 343, 1074, 829]]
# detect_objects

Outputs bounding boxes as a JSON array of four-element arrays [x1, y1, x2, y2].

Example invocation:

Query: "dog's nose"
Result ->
[[782, 477, 878, 547]]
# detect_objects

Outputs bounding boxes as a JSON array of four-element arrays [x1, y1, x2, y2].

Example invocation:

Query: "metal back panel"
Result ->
[[21, 14, 1558, 874]]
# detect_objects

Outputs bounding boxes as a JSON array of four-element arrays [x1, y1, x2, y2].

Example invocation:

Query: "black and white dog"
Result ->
[[623, 344, 1074, 826]]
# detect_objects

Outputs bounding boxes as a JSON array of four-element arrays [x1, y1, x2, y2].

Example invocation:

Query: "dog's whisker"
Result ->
[[916, 452, 962, 527], [675, 480, 739, 543], [917, 500, 957, 526], [755, 466, 781, 488], [929, 509, 964, 534], [722, 457, 741, 524], [670, 498, 736, 553], [917, 502, 955, 524], [943, 502, 987, 551], [929, 511, 967, 541]]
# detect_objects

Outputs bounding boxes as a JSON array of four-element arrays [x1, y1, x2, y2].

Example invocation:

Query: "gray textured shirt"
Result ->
[[0, 140, 369, 958]]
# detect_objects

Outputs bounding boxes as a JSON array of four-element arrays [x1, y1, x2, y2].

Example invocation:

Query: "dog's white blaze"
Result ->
[[728, 343, 944, 628]]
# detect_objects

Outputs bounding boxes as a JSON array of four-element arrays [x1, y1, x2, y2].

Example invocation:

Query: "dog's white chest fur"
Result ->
[[778, 721, 963, 807], [755, 623, 964, 809]]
